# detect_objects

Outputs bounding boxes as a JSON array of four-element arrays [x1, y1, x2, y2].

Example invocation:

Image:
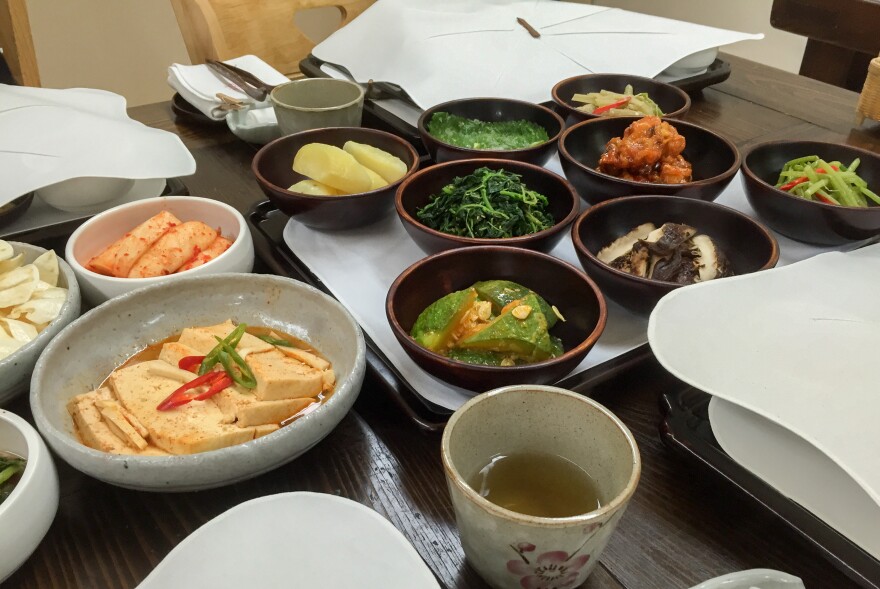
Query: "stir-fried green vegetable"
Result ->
[[0, 455, 25, 504], [775, 155, 880, 207], [416, 167, 555, 239], [426, 112, 549, 150], [571, 84, 664, 117]]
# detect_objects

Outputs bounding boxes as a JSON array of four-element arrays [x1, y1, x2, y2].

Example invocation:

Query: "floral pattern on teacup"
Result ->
[[506, 521, 606, 589]]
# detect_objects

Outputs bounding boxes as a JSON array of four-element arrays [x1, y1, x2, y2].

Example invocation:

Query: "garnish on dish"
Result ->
[[597, 116, 692, 184], [87, 211, 234, 278], [289, 141, 407, 196], [67, 320, 335, 455], [775, 155, 880, 207], [571, 85, 663, 117], [415, 167, 554, 239], [410, 280, 565, 366], [0, 240, 68, 360], [426, 112, 549, 150], [0, 451, 25, 505], [597, 223, 732, 284]]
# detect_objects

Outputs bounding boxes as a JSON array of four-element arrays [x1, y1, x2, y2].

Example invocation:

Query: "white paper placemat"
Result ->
[[313, 0, 761, 108], [282, 162, 857, 411]]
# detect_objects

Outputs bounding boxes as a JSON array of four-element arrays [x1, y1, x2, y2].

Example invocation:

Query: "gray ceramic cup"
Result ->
[[441, 385, 641, 589], [270, 78, 364, 136]]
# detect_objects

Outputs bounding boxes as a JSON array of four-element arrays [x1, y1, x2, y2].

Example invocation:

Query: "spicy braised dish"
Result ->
[[68, 321, 334, 455], [289, 141, 407, 196], [597, 223, 732, 284], [0, 240, 68, 360], [410, 280, 565, 366], [415, 168, 554, 239], [597, 116, 693, 184], [88, 212, 234, 278]]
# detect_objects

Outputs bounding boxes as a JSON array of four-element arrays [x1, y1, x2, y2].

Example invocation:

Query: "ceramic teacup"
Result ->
[[441, 385, 641, 589], [270, 78, 364, 136]]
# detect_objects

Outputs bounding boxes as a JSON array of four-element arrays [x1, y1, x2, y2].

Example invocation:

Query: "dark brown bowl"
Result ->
[[252, 127, 420, 230], [571, 195, 779, 316], [418, 97, 564, 165], [396, 158, 580, 254], [551, 73, 691, 126], [386, 246, 606, 392], [558, 116, 740, 205], [742, 140, 880, 245]]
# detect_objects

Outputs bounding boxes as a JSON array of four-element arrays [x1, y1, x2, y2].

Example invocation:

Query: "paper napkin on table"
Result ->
[[167, 54, 289, 120], [0, 85, 195, 205], [313, 0, 762, 108]]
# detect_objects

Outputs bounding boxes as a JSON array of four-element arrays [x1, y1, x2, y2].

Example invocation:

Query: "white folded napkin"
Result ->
[[167, 55, 289, 121]]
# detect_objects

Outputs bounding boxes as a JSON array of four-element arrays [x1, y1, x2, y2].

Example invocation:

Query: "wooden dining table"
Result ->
[[5, 53, 880, 589]]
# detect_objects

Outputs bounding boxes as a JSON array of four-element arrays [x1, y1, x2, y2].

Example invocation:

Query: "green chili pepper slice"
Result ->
[[199, 323, 247, 375]]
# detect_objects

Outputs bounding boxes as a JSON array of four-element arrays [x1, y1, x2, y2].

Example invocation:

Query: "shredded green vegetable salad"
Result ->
[[571, 84, 663, 117], [415, 167, 554, 239], [426, 112, 549, 150], [775, 156, 879, 207]]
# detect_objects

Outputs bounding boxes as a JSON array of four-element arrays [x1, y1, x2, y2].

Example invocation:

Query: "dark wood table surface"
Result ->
[[6, 53, 880, 589]]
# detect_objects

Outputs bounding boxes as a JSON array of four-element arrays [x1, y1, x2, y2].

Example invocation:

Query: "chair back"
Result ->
[[170, 0, 375, 77], [0, 0, 40, 85]]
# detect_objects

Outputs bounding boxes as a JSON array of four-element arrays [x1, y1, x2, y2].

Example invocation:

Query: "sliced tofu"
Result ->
[[247, 349, 323, 401], [254, 424, 280, 438], [176, 320, 274, 356], [322, 369, 336, 392], [158, 341, 204, 368], [109, 360, 257, 455], [68, 390, 138, 455], [94, 387, 150, 440], [276, 346, 330, 371], [213, 384, 314, 427], [98, 404, 149, 450]]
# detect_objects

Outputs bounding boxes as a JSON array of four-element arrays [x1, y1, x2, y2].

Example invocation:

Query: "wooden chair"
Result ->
[[169, 0, 376, 78], [0, 0, 40, 86]]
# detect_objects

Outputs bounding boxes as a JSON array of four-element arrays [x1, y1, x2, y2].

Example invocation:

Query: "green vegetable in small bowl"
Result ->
[[415, 167, 554, 239], [427, 112, 549, 151]]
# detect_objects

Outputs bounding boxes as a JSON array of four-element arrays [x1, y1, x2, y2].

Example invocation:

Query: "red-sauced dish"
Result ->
[[597, 116, 693, 184]]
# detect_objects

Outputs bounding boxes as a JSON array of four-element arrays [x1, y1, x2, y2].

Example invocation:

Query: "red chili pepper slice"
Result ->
[[178, 355, 206, 372], [592, 96, 631, 115], [156, 371, 225, 411], [194, 375, 233, 401], [815, 191, 836, 205], [779, 176, 809, 191]]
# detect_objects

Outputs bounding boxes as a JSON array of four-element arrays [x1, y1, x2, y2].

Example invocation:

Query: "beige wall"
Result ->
[[24, 0, 807, 108]]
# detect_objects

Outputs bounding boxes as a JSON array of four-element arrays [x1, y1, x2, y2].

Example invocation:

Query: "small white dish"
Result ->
[[0, 409, 59, 583], [36, 176, 136, 213], [65, 196, 254, 304], [663, 48, 719, 77], [689, 568, 804, 589], [31, 273, 366, 491], [0, 242, 81, 406], [136, 492, 440, 588]]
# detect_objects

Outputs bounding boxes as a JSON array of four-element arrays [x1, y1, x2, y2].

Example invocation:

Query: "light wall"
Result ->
[[24, 0, 807, 107]]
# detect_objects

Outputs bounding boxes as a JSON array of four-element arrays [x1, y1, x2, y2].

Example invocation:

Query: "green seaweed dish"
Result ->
[[410, 280, 565, 367], [427, 112, 549, 150], [415, 167, 555, 239]]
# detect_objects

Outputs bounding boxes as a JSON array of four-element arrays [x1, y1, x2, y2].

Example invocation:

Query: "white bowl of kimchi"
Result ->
[[65, 196, 254, 304]]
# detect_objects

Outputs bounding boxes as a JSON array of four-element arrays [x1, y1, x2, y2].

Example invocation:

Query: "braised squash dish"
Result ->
[[68, 321, 334, 456]]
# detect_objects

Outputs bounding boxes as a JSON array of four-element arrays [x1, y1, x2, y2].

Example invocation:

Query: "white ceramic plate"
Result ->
[[136, 492, 440, 589], [689, 568, 804, 589], [648, 245, 880, 510], [709, 397, 880, 559]]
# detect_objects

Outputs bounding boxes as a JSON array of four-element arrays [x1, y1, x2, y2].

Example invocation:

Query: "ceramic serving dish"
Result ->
[[252, 127, 420, 230], [558, 116, 740, 204], [30, 273, 366, 492], [0, 409, 59, 583], [395, 158, 579, 254], [418, 98, 564, 165], [65, 196, 254, 304], [0, 242, 81, 406], [741, 140, 880, 245], [37, 177, 135, 213], [690, 569, 804, 589], [551, 73, 691, 126], [571, 195, 778, 315], [385, 246, 606, 392], [136, 492, 439, 588]]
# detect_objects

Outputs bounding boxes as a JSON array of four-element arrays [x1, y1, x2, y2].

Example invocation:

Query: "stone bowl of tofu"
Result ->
[[29, 273, 366, 491], [64, 196, 255, 304], [571, 195, 779, 316]]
